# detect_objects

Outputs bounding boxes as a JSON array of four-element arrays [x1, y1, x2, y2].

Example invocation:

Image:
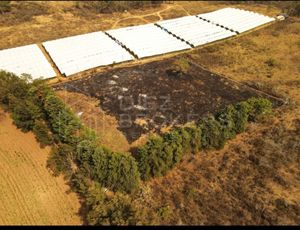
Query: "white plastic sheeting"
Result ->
[[0, 44, 56, 79], [106, 24, 191, 59], [43, 31, 134, 76], [156, 16, 236, 47], [198, 7, 275, 33]]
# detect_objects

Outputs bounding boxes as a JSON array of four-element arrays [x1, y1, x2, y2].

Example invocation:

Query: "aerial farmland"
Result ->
[[0, 1, 299, 226]]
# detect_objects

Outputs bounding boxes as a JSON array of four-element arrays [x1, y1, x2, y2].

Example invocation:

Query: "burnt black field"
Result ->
[[54, 58, 268, 143]]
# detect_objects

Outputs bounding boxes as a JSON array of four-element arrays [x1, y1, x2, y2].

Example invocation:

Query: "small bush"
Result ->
[[176, 126, 193, 154], [157, 206, 171, 221], [167, 58, 190, 77], [0, 1, 11, 14], [82, 1, 159, 14], [286, 2, 300, 16], [265, 58, 280, 68], [246, 97, 273, 122], [185, 125, 202, 154]]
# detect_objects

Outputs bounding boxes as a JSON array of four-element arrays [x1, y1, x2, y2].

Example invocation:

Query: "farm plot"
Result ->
[[0, 110, 81, 225], [54, 58, 272, 143]]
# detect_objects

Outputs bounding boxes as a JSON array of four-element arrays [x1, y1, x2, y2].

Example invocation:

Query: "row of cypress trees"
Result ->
[[0, 70, 273, 190], [135, 98, 273, 180]]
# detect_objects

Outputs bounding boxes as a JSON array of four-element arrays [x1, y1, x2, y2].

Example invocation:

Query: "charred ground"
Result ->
[[54, 58, 277, 143]]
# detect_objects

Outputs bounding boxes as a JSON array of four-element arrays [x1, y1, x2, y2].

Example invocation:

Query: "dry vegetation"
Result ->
[[56, 90, 130, 153], [143, 112, 300, 225], [0, 0, 299, 225], [0, 109, 81, 225]]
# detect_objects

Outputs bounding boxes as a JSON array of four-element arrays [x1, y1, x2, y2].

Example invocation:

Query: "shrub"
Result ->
[[0, 1, 11, 14], [265, 58, 280, 68], [166, 58, 190, 77], [198, 116, 225, 150], [246, 97, 273, 121], [234, 101, 252, 133], [157, 206, 171, 221], [286, 2, 300, 16], [33, 119, 53, 147], [176, 126, 193, 154], [83, 1, 157, 14], [172, 57, 190, 75]]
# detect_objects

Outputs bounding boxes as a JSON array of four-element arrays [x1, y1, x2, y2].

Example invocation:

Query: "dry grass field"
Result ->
[[0, 1, 281, 49], [0, 110, 81, 225]]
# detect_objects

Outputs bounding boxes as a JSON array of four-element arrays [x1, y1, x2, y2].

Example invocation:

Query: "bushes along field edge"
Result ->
[[0, 71, 273, 224]]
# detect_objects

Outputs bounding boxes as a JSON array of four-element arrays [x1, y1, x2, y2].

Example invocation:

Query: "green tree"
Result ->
[[11, 100, 42, 132], [215, 104, 238, 141], [44, 94, 82, 144], [136, 136, 165, 180], [91, 148, 140, 193], [234, 101, 251, 133], [198, 116, 225, 150], [47, 144, 74, 177], [162, 129, 183, 166], [185, 125, 202, 154], [86, 185, 137, 226], [33, 119, 53, 147], [0, 71, 31, 107]]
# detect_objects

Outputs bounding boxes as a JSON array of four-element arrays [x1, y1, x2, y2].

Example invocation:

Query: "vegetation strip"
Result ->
[[0, 70, 274, 224]]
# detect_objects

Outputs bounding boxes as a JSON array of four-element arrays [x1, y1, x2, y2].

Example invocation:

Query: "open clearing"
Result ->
[[54, 58, 279, 143], [0, 110, 81, 225]]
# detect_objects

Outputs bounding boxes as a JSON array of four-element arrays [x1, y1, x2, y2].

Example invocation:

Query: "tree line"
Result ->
[[0, 70, 273, 225], [136, 97, 273, 180]]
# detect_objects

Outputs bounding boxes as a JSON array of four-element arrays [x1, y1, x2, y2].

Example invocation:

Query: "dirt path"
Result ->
[[111, 4, 180, 29]]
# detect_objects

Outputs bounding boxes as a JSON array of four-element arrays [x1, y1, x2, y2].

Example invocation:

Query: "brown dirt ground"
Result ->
[[0, 109, 81, 225]]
